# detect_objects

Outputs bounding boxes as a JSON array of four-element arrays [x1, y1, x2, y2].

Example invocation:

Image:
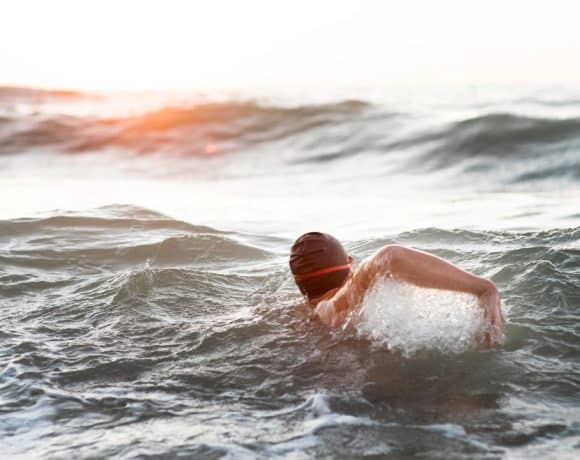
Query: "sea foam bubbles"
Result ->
[[355, 279, 484, 356]]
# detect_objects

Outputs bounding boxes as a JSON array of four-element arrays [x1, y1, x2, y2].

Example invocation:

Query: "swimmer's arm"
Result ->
[[380, 245, 503, 345], [316, 245, 503, 344], [384, 245, 494, 297]]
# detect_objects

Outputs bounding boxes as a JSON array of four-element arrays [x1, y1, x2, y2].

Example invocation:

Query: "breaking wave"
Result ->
[[1, 86, 579, 187]]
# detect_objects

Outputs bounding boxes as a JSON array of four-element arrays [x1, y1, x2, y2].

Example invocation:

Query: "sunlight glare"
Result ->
[[1, 0, 580, 91]]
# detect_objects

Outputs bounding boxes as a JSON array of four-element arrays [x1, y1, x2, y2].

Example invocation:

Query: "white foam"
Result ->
[[355, 279, 484, 356]]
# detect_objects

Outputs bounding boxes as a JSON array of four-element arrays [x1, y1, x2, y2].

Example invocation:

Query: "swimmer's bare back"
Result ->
[[312, 245, 504, 347]]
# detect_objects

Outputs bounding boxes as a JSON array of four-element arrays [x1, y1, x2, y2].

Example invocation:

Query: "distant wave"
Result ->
[[1, 86, 580, 185], [3, 104, 579, 158], [380, 112, 580, 158], [0, 99, 371, 155], [513, 96, 580, 107], [423, 113, 580, 156], [383, 113, 580, 183], [0, 85, 91, 101]]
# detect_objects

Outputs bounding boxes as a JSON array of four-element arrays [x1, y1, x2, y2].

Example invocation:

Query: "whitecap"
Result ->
[[355, 279, 484, 356]]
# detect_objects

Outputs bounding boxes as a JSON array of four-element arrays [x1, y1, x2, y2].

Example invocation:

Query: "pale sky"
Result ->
[[1, 0, 580, 91]]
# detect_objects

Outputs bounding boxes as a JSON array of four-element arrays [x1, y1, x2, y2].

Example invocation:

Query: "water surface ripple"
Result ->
[[1, 206, 579, 459]]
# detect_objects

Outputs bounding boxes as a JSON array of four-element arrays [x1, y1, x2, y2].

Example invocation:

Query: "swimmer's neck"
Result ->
[[308, 288, 338, 308], [308, 271, 354, 307]]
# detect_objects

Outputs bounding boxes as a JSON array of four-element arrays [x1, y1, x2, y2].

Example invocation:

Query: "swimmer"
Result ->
[[290, 232, 503, 346]]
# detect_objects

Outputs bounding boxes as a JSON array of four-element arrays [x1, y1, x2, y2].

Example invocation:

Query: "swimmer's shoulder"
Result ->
[[310, 251, 394, 327]]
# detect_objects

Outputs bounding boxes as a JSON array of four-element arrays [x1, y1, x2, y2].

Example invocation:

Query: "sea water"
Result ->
[[1, 85, 579, 458]]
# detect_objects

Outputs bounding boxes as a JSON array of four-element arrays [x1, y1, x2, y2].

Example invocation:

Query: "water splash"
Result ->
[[355, 279, 484, 356]]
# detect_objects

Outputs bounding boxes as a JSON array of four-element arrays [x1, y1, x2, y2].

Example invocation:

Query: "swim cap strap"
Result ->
[[293, 263, 351, 281]]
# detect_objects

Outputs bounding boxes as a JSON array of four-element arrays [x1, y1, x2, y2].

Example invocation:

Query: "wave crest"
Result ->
[[0, 99, 371, 155]]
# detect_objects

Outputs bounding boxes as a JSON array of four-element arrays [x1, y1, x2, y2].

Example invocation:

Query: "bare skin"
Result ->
[[309, 245, 504, 346]]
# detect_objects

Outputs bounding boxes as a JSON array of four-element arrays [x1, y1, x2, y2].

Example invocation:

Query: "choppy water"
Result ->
[[1, 86, 579, 459]]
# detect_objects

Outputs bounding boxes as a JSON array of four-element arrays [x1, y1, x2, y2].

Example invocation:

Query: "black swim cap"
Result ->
[[289, 232, 350, 300]]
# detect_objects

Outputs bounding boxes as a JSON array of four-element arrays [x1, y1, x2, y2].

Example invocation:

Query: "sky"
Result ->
[[1, 0, 580, 91]]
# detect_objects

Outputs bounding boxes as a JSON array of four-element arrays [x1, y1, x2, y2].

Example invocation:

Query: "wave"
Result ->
[[352, 227, 580, 252], [0, 234, 269, 272], [0, 206, 270, 274], [428, 113, 580, 156], [380, 113, 580, 183], [0, 85, 90, 102], [513, 96, 580, 107], [0, 213, 219, 236], [0, 99, 372, 155], [1, 87, 580, 185]]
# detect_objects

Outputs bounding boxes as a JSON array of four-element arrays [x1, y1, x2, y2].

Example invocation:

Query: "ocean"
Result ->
[[0, 85, 579, 459]]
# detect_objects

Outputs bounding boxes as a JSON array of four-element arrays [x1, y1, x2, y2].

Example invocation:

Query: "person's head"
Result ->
[[289, 232, 352, 302]]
